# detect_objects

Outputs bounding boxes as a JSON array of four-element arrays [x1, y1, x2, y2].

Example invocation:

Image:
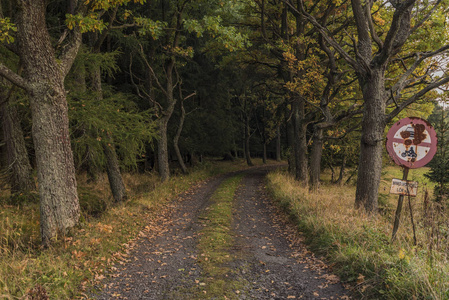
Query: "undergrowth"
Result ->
[[266, 168, 449, 299], [0, 158, 271, 299]]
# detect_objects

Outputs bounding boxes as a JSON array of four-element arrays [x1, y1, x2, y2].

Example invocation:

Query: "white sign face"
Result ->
[[390, 179, 418, 197], [391, 125, 432, 162]]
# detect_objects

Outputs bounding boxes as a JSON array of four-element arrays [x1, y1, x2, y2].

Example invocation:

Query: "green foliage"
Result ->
[[68, 88, 157, 171], [65, 0, 146, 33], [0, 18, 17, 44], [66, 13, 107, 33], [134, 17, 167, 39]]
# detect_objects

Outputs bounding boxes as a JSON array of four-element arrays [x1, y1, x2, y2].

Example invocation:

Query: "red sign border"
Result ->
[[386, 117, 437, 169]]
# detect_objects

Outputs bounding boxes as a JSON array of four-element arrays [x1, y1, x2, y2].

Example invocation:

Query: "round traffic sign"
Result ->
[[386, 117, 437, 169]]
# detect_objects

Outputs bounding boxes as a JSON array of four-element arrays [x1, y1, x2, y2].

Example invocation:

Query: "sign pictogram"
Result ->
[[386, 117, 437, 169]]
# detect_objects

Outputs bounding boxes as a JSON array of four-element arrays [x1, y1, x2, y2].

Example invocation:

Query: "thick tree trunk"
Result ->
[[276, 124, 281, 162], [310, 126, 323, 189], [0, 95, 35, 194], [292, 99, 308, 182], [355, 70, 386, 212], [17, 1, 80, 246]]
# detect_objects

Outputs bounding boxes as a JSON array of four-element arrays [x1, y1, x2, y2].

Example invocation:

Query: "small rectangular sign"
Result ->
[[390, 179, 418, 197]]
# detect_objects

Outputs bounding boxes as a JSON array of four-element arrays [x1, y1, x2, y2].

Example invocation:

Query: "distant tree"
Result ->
[[425, 102, 449, 203]]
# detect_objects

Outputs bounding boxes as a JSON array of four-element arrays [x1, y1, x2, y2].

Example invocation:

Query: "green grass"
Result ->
[[196, 174, 246, 299], [266, 167, 449, 299]]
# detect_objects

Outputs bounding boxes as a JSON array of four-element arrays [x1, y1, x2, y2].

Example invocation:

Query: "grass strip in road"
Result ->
[[196, 174, 244, 299]]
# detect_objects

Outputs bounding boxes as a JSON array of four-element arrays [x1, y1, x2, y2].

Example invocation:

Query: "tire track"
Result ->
[[231, 167, 350, 299]]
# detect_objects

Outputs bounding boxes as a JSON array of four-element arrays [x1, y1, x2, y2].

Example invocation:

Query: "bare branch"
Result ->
[[387, 75, 449, 121], [282, 0, 360, 71], [137, 42, 168, 97], [410, 0, 443, 35], [128, 53, 164, 112], [391, 44, 449, 94]]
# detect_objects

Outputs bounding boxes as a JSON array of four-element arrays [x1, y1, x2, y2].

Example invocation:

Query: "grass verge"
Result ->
[[266, 169, 449, 299], [0, 159, 271, 299]]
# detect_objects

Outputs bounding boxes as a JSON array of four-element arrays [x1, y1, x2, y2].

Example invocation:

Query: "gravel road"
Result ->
[[93, 165, 350, 299]]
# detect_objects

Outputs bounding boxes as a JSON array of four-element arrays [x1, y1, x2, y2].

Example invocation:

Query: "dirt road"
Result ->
[[94, 166, 350, 299]]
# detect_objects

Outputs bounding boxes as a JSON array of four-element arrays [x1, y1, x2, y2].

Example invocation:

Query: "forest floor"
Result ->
[[91, 165, 351, 300]]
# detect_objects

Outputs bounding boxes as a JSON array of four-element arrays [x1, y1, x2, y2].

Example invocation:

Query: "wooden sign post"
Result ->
[[385, 117, 437, 242]]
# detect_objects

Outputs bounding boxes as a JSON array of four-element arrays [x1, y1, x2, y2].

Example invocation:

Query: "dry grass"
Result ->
[[267, 167, 449, 299]]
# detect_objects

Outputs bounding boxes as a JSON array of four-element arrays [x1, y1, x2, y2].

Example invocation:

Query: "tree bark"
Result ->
[[263, 142, 267, 164], [354, 69, 387, 212], [173, 99, 188, 174], [292, 98, 308, 182], [0, 93, 34, 194], [103, 142, 127, 203], [335, 155, 346, 185], [310, 126, 323, 189], [276, 124, 281, 162], [287, 112, 294, 174], [16, 1, 80, 246], [244, 113, 253, 166], [158, 116, 171, 181]]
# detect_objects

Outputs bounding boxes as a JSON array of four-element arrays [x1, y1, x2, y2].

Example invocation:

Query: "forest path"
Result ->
[[93, 165, 350, 299]]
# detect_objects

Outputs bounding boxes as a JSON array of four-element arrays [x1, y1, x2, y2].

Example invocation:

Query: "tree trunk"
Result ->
[[173, 99, 188, 174], [355, 70, 386, 212], [292, 98, 308, 182], [91, 63, 127, 201], [17, 1, 80, 246], [287, 114, 294, 174], [263, 142, 267, 164], [0, 94, 35, 194], [276, 124, 281, 162], [103, 142, 127, 203], [242, 124, 246, 161], [158, 117, 171, 182], [335, 155, 346, 185], [310, 126, 323, 189], [244, 114, 253, 166]]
